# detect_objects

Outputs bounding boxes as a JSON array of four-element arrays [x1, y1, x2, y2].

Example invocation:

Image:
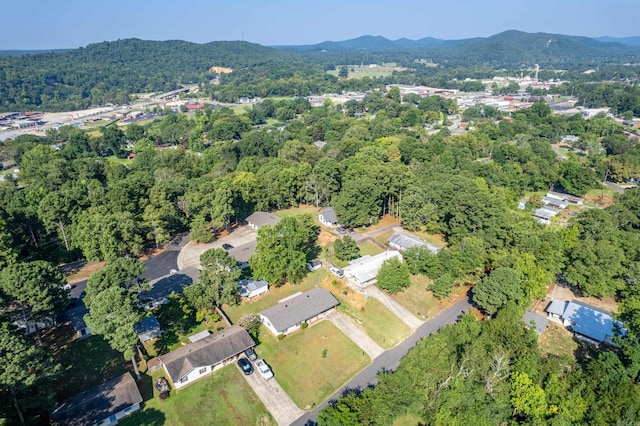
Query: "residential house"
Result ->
[[542, 196, 569, 209], [135, 315, 162, 343], [545, 300, 623, 345], [246, 212, 280, 229], [137, 270, 196, 306], [50, 373, 142, 426], [59, 300, 91, 338], [157, 325, 255, 389], [307, 259, 322, 271], [228, 240, 257, 269], [318, 207, 339, 227], [238, 279, 269, 299], [546, 191, 584, 205], [388, 232, 440, 254], [343, 251, 404, 287], [260, 288, 339, 336], [522, 311, 548, 335]]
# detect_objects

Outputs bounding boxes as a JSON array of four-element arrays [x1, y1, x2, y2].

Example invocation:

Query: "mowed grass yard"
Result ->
[[223, 268, 329, 324], [255, 320, 370, 409], [119, 366, 273, 426], [392, 274, 470, 319], [325, 277, 410, 348]]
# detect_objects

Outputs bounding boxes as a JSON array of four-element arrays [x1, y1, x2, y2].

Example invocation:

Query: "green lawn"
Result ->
[[539, 322, 578, 358], [391, 274, 437, 319], [327, 64, 406, 79], [255, 321, 370, 409], [223, 269, 329, 324], [358, 239, 384, 256], [54, 333, 131, 402], [273, 205, 323, 226], [119, 366, 273, 426], [336, 292, 410, 349]]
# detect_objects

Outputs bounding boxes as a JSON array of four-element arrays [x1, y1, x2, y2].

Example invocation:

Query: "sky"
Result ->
[[2, 0, 639, 50]]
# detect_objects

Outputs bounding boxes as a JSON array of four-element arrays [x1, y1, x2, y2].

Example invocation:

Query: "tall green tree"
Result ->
[[84, 286, 143, 379], [473, 267, 526, 315], [376, 257, 411, 294], [84, 257, 145, 309], [334, 236, 360, 261]]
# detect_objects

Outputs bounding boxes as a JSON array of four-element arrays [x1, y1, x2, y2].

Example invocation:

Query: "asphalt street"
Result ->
[[291, 296, 472, 426]]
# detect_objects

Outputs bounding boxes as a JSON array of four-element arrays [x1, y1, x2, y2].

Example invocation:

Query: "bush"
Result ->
[[277, 334, 285, 341], [300, 321, 308, 329]]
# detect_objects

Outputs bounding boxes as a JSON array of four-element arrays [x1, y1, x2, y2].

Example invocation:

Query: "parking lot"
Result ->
[[177, 225, 257, 270]]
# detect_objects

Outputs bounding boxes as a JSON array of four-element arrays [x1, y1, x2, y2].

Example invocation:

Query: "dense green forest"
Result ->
[[1, 84, 640, 423], [2, 30, 640, 112]]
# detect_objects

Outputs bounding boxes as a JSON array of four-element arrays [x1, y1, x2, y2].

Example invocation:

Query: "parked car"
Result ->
[[237, 357, 253, 375], [244, 348, 257, 361], [329, 267, 344, 279], [222, 243, 234, 250], [336, 227, 346, 235], [348, 228, 355, 235], [254, 359, 274, 380]]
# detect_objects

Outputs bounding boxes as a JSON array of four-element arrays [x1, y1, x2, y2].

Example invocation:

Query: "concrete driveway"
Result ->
[[177, 226, 257, 270], [325, 310, 384, 359], [364, 286, 423, 330], [239, 362, 304, 425]]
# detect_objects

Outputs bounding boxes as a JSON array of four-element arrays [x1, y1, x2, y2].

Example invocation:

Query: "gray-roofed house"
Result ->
[[319, 207, 339, 227], [246, 211, 280, 229], [542, 196, 569, 209], [158, 325, 254, 389], [135, 315, 162, 343], [50, 372, 142, 426], [522, 311, 548, 335], [343, 251, 404, 287], [388, 232, 440, 254], [238, 279, 269, 299], [58, 300, 91, 338], [260, 288, 339, 336], [228, 240, 257, 269], [546, 191, 584, 205], [137, 271, 194, 306], [545, 300, 623, 345]]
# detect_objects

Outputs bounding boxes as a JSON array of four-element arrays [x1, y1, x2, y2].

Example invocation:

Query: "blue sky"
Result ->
[[2, 0, 637, 49]]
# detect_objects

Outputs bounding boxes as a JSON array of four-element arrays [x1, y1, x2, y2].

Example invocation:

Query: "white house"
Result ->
[[319, 207, 339, 227], [50, 373, 143, 426], [158, 325, 255, 389], [388, 232, 440, 254], [238, 279, 269, 299], [343, 251, 404, 287], [260, 288, 339, 336], [546, 191, 584, 205], [246, 212, 280, 229]]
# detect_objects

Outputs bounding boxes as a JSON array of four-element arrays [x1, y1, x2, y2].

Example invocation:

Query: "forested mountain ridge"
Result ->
[[0, 39, 294, 112]]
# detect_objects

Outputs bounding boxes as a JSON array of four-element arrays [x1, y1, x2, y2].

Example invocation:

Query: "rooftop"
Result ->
[[246, 211, 280, 228], [228, 240, 257, 264], [159, 325, 254, 384], [320, 206, 338, 224], [260, 288, 339, 333], [50, 373, 142, 426], [388, 232, 440, 253], [522, 310, 548, 335], [343, 251, 403, 285], [138, 272, 193, 302]]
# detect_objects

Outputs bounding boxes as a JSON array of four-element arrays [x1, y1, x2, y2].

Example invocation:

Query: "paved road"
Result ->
[[364, 286, 423, 330], [291, 296, 472, 426], [325, 310, 384, 360], [177, 225, 257, 270], [239, 362, 304, 425]]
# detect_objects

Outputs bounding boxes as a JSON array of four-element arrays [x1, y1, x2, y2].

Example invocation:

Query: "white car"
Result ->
[[329, 267, 344, 279], [254, 359, 274, 380]]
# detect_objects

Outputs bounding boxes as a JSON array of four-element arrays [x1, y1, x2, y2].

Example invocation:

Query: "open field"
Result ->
[[273, 204, 322, 225], [538, 322, 579, 362], [327, 63, 407, 79], [255, 320, 370, 409], [119, 366, 273, 426], [223, 269, 329, 324], [358, 239, 385, 256]]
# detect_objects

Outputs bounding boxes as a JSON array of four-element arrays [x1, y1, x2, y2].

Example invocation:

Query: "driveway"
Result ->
[[239, 363, 304, 426], [177, 225, 257, 270], [292, 296, 472, 425], [325, 310, 384, 360], [364, 286, 423, 330]]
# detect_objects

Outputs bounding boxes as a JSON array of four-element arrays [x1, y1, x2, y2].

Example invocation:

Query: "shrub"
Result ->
[[300, 321, 308, 329], [277, 334, 285, 341]]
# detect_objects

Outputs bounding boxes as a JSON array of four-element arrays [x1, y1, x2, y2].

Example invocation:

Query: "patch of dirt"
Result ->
[[584, 194, 614, 208], [367, 215, 400, 231], [318, 230, 337, 247], [320, 276, 367, 310], [543, 283, 619, 313], [66, 261, 107, 284]]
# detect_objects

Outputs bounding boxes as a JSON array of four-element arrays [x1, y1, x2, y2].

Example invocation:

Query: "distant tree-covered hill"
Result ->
[[0, 39, 293, 112]]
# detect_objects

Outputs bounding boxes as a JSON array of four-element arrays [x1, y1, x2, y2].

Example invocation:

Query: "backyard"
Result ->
[[392, 274, 470, 319], [119, 366, 273, 426], [255, 320, 370, 409]]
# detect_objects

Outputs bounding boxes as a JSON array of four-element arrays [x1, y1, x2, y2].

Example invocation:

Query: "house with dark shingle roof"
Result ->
[[50, 372, 142, 426], [260, 288, 339, 336], [319, 207, 339, 227], [157, 325, 254, 389], [246, 211, 280, 229], [522, 311, 548, 335]]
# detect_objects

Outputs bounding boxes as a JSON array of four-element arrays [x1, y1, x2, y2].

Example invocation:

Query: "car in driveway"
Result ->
[[348, 228, 355, 235], [222, 243, 234, 250], [244, 348, 257, 361], [336, 227, 346, 235], [254, 359, 274, 380], [329, 267, 344, 279], [238, 357, 253, 375]]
